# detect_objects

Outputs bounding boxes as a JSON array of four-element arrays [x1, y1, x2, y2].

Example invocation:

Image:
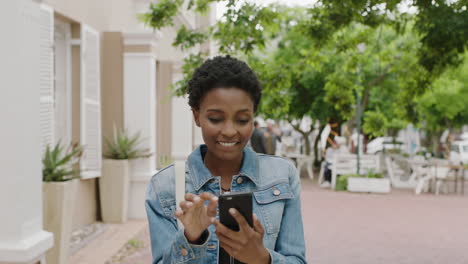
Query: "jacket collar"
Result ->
[[187, 144, 259, 191]]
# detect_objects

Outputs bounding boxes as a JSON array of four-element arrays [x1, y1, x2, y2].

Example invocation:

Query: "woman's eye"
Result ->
[[208, 118, 222, 123], [237, 119, 250, 125]]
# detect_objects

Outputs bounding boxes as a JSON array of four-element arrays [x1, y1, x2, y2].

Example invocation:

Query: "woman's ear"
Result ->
[[192, 109, 201, 127]]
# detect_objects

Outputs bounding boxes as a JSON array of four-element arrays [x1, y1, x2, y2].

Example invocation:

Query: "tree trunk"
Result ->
[[313, 124, 326, 167], [289, 120, 314, 156]]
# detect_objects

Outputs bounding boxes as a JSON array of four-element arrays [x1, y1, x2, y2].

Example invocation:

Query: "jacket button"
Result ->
[[237, 177, 244, 184], [180, 247, 188, 256], [273, 189, 281, 196]]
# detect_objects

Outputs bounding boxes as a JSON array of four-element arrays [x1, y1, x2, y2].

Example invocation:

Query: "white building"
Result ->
[[0, 0, 213, 263]]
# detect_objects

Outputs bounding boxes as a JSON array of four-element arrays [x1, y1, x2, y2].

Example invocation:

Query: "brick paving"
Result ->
[[110, 179, 468, 264]]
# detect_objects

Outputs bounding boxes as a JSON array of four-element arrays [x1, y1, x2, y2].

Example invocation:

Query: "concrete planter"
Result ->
[[43, 179, 77, 264], [347, 177, 391, 193], [128, 158, 154, 219], [100, 159, 130, 223]]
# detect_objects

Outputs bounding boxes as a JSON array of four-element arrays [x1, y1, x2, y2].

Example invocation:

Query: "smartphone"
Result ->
[[218, 192, 253, 264]]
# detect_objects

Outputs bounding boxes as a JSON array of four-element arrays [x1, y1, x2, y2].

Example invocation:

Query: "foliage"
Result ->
[[414, 53, 468, 152], [158, 155, 173, 169], [138, 0, 184, 29], [139, 0, 468, 153], [363, 110, 387, 138], [42, 142, 83, 182], [335, 174, 350, 191], [303, 0, 468, 81], [127, 239, 144, 249], [104, 128, 152, 160], [172, 24, 207, 51]]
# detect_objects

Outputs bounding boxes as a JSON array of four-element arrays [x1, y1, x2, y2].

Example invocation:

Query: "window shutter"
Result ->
[[39, 4, 54, 154], [80, 25, 102, 178]]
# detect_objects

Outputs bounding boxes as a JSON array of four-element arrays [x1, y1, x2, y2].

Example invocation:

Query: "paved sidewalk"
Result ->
[[108, 179, 468, 264], [302, 179, 468, 264], [69, 220, 147, 264]]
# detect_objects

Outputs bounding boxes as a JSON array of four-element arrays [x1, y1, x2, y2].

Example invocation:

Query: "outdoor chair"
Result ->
[[385, 156, 417, 189]]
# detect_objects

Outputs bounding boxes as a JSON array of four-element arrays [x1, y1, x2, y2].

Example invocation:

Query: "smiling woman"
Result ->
[[145, 56, 307, 264]]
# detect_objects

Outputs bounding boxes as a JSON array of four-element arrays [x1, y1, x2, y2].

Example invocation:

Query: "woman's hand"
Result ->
[[212, 210, 271, 264], [175, 192, 218, 243]]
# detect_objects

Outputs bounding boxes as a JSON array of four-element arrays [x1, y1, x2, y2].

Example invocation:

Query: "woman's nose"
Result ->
[[221, 122, 237, 138]]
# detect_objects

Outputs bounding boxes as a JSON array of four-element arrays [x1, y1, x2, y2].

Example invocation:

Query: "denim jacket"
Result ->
[[145, 145, 307, 264]]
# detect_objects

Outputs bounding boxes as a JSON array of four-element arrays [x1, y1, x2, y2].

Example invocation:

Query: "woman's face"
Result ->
[[193, 87, 254, 162]]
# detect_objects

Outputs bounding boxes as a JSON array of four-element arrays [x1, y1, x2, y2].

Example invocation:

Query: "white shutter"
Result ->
[[39, 4, 55, 154], [80, 24, 102, 179]]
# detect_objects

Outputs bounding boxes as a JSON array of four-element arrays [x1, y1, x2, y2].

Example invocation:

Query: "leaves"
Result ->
[[173, 24, 207, 50], [103, 127, 152, 160], [139, 0, 184, 30], [42, 141, 83, 182]]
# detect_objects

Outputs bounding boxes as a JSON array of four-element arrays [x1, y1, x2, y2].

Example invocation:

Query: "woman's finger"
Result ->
[[184, 193, 197, 201], [229, 208, 251, 232], [206, 197, 218, 217], [199, 192, 215, 201], [216, 231, 241, 251], [211, 218, 237, 238], [220, 242, 236, 257], [179, 201, 193, 211], [174, 209, 184, 219], [253, 213, 264, 235]]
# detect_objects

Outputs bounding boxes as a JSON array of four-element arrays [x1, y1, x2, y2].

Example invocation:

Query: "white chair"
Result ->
[[385, 156, 416, 189]]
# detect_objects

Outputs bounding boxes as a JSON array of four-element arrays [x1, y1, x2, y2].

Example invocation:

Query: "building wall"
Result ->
[[156, 61, 173, 168], [40, 0, 213, 229], [102, 32, 124, 153]]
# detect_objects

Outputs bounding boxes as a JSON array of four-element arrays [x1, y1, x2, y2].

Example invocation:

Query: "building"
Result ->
[[0, 0, 213, 263]]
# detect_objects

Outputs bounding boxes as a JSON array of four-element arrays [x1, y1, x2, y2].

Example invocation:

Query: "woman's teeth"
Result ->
[[219, 142, 237, 147]]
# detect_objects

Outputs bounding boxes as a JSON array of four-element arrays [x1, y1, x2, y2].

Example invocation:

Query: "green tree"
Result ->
[[415, 53, 468, 153]]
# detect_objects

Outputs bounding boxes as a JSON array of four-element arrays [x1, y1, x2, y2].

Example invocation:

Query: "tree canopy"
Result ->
[[140, 0, 468, 154]]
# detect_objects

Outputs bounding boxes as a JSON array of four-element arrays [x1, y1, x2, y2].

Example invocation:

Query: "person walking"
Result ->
[[250, 120, 267, 154]]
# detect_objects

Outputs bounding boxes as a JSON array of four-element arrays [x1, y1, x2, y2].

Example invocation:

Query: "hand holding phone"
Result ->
[[218, 192, 253, 264]]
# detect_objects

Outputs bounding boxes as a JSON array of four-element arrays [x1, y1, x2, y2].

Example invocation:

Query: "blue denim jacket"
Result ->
[[145, 145, 307, 264]]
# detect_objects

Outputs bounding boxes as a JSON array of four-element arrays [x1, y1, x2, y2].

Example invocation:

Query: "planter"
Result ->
[[128, 157, 154, 219], [99, 159, 130, 223], [347, 177, 391, 193], [43, 179, 77, 264]]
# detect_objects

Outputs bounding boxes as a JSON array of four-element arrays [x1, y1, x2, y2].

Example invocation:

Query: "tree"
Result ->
[[415, 53, 468, 154], [139, 0, 467, 158]]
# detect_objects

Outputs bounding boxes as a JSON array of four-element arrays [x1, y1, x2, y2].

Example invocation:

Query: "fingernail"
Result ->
[[213, 197, 218, 201], [194, 197, 200, 202], [210, 217, 216, 223], [229, 208, 236, 215]]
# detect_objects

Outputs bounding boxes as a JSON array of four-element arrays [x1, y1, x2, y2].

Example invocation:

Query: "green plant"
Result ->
[[335, 174, 354, 191], [158, 155, 173, 168], [104, 127, 152, 160], [127, 239, 144, 249], [366, 170, 383, 179], [42, 141, 83, 182]]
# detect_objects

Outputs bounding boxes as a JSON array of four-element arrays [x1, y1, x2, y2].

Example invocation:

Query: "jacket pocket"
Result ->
[[253, 182, 293, 235]]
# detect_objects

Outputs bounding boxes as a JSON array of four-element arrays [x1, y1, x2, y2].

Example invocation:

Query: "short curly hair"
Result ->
[[187, 55, 261, 112]]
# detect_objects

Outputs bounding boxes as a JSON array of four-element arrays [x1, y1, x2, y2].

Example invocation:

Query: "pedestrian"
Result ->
[[264, 121, 282, 155], [250, 120, 267, 154], [321, 137, 348, 188], [145, 56, 306, 263]]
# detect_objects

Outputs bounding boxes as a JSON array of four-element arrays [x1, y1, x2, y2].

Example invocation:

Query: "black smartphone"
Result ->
[[218, 192, 253, 264]]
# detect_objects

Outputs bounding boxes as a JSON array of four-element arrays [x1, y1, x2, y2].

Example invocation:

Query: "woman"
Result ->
[[145, 56, 306, 263]]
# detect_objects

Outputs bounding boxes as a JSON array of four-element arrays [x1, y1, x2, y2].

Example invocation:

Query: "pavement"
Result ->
[[100, 178, 468, 264]]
